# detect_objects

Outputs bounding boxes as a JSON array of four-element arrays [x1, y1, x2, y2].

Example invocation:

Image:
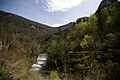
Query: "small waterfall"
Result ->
[[30, 53, 47, 71]]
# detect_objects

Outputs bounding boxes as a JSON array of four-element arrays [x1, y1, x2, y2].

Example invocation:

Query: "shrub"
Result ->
[[50, 70, 60, 80], [0, 67, 13, 80]]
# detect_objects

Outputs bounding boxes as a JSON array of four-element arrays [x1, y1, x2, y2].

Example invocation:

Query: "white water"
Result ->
[[30, 54, 47, 71]]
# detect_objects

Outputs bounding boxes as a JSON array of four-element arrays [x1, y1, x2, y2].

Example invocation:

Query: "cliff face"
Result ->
[[99, 0, 118, 8]]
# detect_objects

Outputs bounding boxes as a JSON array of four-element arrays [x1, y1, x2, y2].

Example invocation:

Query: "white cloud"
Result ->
[[50, 23, 63, 27], [42, 19, 71, 27], [49, 19, 71, 27], [43, 0, 84, 12], [40, 22, 63, 27], [36, 0, 39, 4]]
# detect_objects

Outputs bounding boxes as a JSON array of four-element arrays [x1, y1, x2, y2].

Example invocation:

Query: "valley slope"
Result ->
[[0, 10, 57, 80]]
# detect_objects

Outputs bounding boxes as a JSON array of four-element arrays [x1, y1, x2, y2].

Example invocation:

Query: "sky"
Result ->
[[0, 0, 102, 27]]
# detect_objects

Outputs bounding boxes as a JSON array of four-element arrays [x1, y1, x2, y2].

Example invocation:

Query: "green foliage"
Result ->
[[45, 2, 120, 80], [0, 67, 12, 80], [50, 70, 60, 80], [46, 35, 69, 70], [80, 34, 94, 50]]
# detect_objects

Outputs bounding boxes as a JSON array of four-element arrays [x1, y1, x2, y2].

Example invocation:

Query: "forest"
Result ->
[[45, 2, 120, 80]]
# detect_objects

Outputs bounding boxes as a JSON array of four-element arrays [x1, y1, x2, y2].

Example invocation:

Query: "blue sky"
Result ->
[[0, 0, 102, 27]]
